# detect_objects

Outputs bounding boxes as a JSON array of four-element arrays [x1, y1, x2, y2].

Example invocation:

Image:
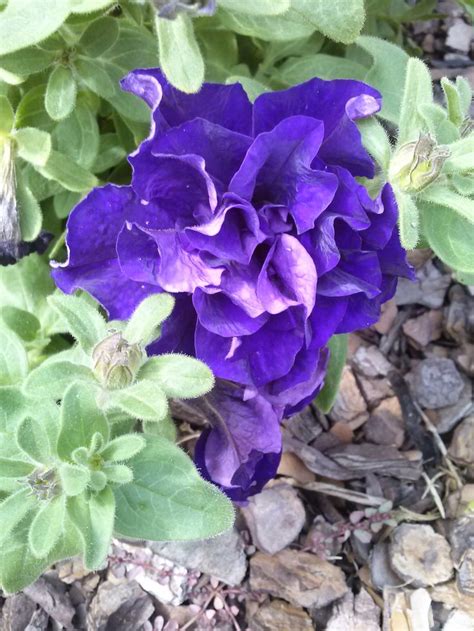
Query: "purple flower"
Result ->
[[52, 70, 413, 499]]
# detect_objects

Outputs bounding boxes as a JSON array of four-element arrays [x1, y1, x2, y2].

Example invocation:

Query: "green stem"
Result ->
[[48, 230, 66, 260]]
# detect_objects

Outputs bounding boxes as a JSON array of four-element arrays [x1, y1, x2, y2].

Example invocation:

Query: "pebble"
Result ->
[[446, 19, 473, 53], [395, 261, 451, 309], [242, 483, 306, 555], [403, 310, 443, 348], [458, 549, 474, 596], [150, 528, 247, 586], [87, 580, 154, 631], [364, 397, 405, 448], [250, 599, 313, 630], [390, 524, 454, 587], [449, 415, 474, 465], [250, 549, 348, 609], [410, 357, 465, 409], [370, 542, 404, 591], [330, 366, 368, 427], [352, 346, 392, 378], [325, 589, 381, 631]]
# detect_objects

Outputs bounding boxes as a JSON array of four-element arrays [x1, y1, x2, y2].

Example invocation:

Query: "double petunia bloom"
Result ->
[[53, 70, 413, 501]]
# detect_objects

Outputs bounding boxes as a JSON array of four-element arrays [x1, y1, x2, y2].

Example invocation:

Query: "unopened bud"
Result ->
[[92, 331, 144, 390], [27, 468, 59, 501], [389, 134, 450, 193]]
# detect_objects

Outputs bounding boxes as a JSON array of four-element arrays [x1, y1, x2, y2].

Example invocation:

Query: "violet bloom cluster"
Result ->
[[53, 70, 413, 501]]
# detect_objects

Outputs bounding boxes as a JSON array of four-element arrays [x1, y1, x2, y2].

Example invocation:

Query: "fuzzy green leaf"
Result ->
[[443, 133, 474, 173], [139, 355, 214, 399], [14, 128, 52, 167], [1, 306, 40, 342], [0, 458, 34, 478], [45, 65, 77, 121], [356, 36, 409, 124], [0, 488, 37, 546], [0, 96, 14, 134], [100, 434, 146, 462], [58, 383, 109, 461], [58, 463, 90, 496], [225, 76, 270, 101], [78, 17, 119, 57], [124, 293, 175, 346], [28, 495, 66, 558], [16, 177, 43, 242], [103, 464, 133, 485], [67, 487, 115, 569], [107, 379, 169, 422], [292, 0, 365, 45], [48, 293, 106, 352], [143, 415, 177, 442], [75, 57, 116, 99], [422, 185, 474, 225], [0, 46, 55, 77], [24, 360, 93, 400], [442, 77, 465, 127], [357, 117, 392, 172], [396, 189, 420, 250], [38, 150, 98, 192], [218, 0, 289, 15], [0, 0, 70, 56], [279, 54, 366, 85], [16, 417, 53, 465], [219, 8, 315, 41], [0, 326, 28, 386], [156, 14, 204, 93], [114, 435, 234, 541], [315, 335, 348, 413], [70, 0, 115, 12], [398, 58, 433, 145], [0, 387, 27, 434]]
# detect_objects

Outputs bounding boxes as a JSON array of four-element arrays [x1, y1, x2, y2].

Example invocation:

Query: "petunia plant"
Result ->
[[0, 266, 233, 593]]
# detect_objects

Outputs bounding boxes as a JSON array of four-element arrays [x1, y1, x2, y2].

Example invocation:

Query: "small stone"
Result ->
[[242, 483, 306, 554], [150, 528, 247, 586], [403, 310, 443, 348], [446, 20, 473, 53], [352, 346, 392, 378], [448, 516, 474, 566], [370, 542, 404, 591], [326, 589, 381, 631], [330, 366, 368, 426], [411, 357, 465, 409], [431, 581, 474, 618], [250, 600, 313, 631], [364, 397, 404, 448], [357, 375, 393, 408], [374, 300, 398, 335], [87, 580, 154, 631], [458, 549, 474, 595], [395, 261, 451, 309], [249, 549, 348, 609], [0, 594, 37, 631], [449, 415, 474, 465], [443, 610, 474, 631], [444, 285, 474, 344], [390, 524, 454, 587], [422, 33, 435, 53], [427, 378, 473, 433]]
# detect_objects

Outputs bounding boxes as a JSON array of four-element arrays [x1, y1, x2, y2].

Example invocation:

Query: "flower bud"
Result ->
[[389, 134, 450, 193], [27, 468, 59, 501], [92, 331, 144, 390]]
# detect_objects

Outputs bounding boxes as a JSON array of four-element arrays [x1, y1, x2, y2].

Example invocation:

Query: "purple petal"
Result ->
[[193, 381, 282, 502], [148, 294, 197, 356]]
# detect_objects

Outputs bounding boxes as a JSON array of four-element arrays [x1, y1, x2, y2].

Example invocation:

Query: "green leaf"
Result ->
[[53, 190, 82, 219], [45, 65, 77, 121], [67, 487, 115, 569], [455, 76, 472, 118], [124, 293, 175, 346], [291, 0, 365, 45], [0, 488, 37, 546], [107, 379, 169, 422], [24, 359, 93, 400], [395, 189, 420, 250], [92, 133, 126, 173], [16, 417, 53, 465], [0, 96, 14, 134], [420, 201, 474, 275], [78, 16, 119, 57], [15, 84, 54, 132], [103, 464, 133, 485], [356, 36, 409, 124], [219, 7, 315, 41], [398, 58, 433, 146], [58, 463, 90, 496], [54, 100, 100, 170], [0, 326, 28, 386], [48, 292, 106, 351], [28, 495, 66, 558], [225, 76, 270, 101], [315, 335, 348, 413], [14, 128, 52, 168], [38, 150, 98, 192], [0, 387, 27, 434], [0, 46, 55, 77], [1, 306, 40, 342], [16, 177, 43, 242], [0, 458, 34, 478], [156, 14, 204, 93], [114, 435, 234, 541], [143, 414, 177, 442], [279, 54, 366, 85], [75, 57, 116, 99], [100, 434, 146, 462], [422, 185, 474, 225], [139, 355, 214, 400], [443, 134, 474, 173], [0, 0, 70, 56], [357, 117, 392, 172], [0, 516, 81, 594], [218, 0, 289, 15], [70, 0, 115, 12], [57, 383, 109, 461]]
